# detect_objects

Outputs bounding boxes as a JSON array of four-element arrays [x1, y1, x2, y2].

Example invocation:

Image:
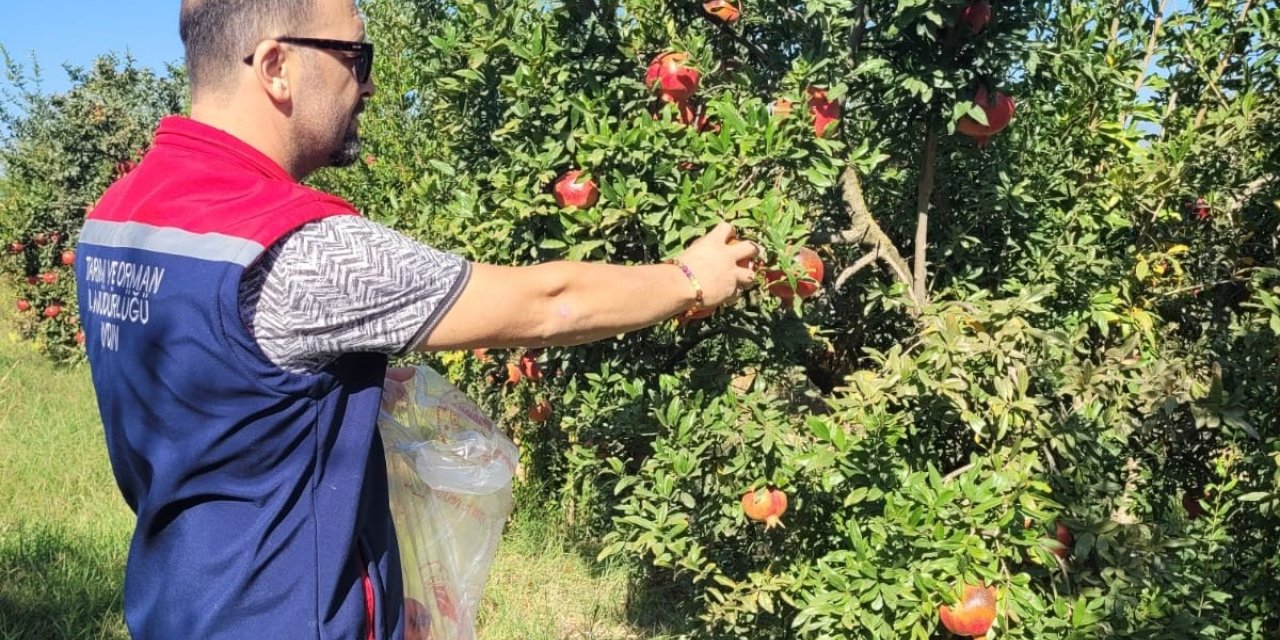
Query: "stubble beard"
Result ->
[[328, 103, 365, 168]]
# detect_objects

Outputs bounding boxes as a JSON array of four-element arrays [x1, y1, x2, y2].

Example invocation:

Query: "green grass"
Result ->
[[0, 301, 673, 640]]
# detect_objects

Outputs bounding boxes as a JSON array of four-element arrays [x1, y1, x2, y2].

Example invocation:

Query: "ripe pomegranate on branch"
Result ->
[[957, 86, 1016, 147]]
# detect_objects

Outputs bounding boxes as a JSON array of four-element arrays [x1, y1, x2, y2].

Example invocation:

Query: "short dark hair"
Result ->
[[180, 0, 317, 96]]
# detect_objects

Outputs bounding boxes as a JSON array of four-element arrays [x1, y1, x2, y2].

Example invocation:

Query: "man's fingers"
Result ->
[[710, 221, 736, 242]]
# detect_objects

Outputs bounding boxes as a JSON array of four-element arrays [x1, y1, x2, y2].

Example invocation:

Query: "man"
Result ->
[[74, 0, 759, 638]]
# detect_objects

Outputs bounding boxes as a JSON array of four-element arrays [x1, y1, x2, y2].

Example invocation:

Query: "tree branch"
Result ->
[[834, 251, 879, 290], [1193, 0, 1254, 130], [911, 120, 941, 305], [1120, 0, 1169, 129], [822, 167, 915, 290]]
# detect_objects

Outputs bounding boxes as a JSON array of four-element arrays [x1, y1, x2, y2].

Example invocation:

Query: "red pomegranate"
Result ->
[[956, 87, 1015, 147], [553, 170, 600, 209], [741, 487, 788, 529], [16, 300, 30, 312], [938, 583, 997, 637], [75, 329, 85, 345], [25, 276, 37, 286], [43, 304, 62, 319], [519, 355, 543, 382], [677, 101, 720, 133], [702, 0, 741, 23], [40, 272, 57, 285], [528, 399, 552, 423], [61, 250, 76, 266], [8, 242, 24, 254], [764, 247, 824, 300], [1193, 197, 1211, 221], [807, 87, 841, 138], [958, 0, 992, 35], [1051, 522, 1073, 559], [645, 52, 701, 103], [403, 597, 431, 640]]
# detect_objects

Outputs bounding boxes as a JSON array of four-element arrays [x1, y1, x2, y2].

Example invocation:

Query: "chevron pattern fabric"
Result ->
[[239, 215, 471, 374]]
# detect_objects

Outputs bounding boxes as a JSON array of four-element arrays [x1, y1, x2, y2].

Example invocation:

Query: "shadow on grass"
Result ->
[[0, 522, 129, 640]]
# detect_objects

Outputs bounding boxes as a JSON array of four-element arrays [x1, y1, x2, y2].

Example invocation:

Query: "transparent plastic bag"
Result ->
[[378, 365, 518, 640]]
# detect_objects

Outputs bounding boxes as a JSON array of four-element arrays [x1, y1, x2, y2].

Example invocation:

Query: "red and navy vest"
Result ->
[[75, 116, 404, 639]]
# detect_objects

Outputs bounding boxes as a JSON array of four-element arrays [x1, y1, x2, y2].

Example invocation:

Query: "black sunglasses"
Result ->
[[243, 37, 374, 84]]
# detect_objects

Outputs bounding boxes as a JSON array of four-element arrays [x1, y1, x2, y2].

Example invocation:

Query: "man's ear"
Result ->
[[249, 40, 292, 103]]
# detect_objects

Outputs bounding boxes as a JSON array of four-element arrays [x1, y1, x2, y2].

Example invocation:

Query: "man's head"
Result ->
[[180, 0, 375, 177]]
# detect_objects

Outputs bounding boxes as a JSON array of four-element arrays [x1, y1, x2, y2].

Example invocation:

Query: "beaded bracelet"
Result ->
[[664, 258, 705, 319]]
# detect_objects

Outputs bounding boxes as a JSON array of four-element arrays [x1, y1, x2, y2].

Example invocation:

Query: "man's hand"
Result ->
[[674, 222, 763, 309]]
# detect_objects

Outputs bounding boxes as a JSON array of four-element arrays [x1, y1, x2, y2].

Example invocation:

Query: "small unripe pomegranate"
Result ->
[[938, 583, 997, 637], [741, 487, 788, 529]]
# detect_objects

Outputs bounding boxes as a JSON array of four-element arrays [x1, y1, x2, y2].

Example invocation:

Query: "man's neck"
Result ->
[[189, 100, 304, 181]]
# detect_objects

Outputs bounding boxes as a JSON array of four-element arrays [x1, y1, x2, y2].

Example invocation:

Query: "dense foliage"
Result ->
[[4, 1, 1279, 637], [0, 51, 185, 363]]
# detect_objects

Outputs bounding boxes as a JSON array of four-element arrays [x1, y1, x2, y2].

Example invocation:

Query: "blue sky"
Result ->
[[0, 1, 184, 94]]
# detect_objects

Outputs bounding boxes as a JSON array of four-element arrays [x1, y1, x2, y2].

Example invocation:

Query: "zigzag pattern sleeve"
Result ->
[[238, 215, 471, 374]]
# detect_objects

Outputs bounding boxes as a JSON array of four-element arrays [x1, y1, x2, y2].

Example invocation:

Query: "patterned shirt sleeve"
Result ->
[[238, 215, 471, 374]]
